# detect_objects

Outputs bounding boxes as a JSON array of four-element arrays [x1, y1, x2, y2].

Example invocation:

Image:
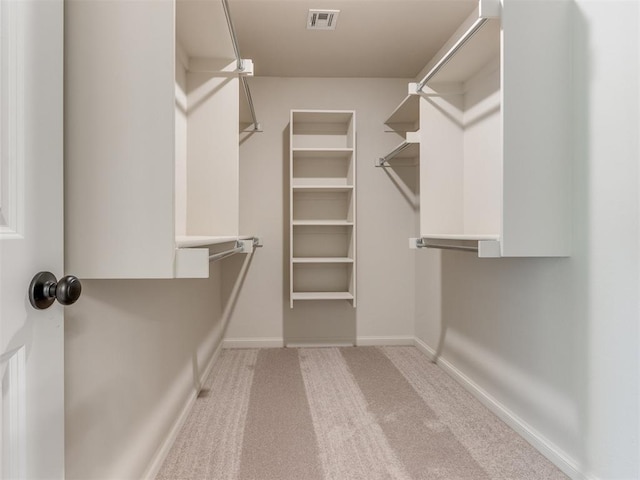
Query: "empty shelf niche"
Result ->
[[292, 225, 354, 259], [292, 189, 354, 223], [292, 149, 354, 187], [291, 111, 354, 149], [292, 263, 355, 299]]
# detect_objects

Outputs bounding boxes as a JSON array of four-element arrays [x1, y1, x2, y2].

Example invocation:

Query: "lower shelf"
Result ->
[[292, 292, 354, 301]]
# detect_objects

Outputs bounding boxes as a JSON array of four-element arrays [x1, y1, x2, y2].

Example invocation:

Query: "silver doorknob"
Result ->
[[29, 271, 82, 310]]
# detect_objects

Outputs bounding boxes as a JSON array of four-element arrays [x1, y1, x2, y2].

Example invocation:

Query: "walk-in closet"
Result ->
[[58, 0, 639, 479]]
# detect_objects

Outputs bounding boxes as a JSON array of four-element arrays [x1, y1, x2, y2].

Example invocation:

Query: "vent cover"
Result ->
[[307, 9, 340, 30]]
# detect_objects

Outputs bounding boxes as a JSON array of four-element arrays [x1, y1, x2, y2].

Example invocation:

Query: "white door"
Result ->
[[0, 0, 66, 478]]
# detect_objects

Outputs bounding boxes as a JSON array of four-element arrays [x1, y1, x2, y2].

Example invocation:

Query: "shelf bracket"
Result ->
[[413, 238, 427, 249], [237, 59, 254, 76], [251, 236, 264, 248]]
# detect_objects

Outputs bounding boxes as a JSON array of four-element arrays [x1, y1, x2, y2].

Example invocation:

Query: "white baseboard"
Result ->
[[357, 335, 415, 346], [413, 337, 588, 480], [222, 337, 284, 349], [141, 340, 224, 480], [413, 336, 438, 361], [286, 340, 354, 348], [223, 336, 415, 348]]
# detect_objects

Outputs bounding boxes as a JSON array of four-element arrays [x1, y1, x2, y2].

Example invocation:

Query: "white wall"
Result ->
[[64, 266, 233, 479], [224, 77, 418, 346], [415, 2, 639, 478]]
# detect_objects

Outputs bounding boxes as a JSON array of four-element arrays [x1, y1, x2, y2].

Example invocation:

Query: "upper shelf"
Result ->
[[176, 0, 235, 61], [384, 95, 419, 134], [413, 1, 501, 91], [291, 111, 354, 126], [291, 110, 355, 149], [428, 19, 500, 86]]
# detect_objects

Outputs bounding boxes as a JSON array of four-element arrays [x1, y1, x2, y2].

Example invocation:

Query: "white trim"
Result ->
[[222, 337, 284, 349], [286, 341, 354, 348], [0, 0, 24, 238], [1, 346, 26, 479], [175, 41, 189, 72], [412, 337, 590, 480], [356, 335, 414, 346], [141, 340, 224, 480], [413, 336, 438, 361]]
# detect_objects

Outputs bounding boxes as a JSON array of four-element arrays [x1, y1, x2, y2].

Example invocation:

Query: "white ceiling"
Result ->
[[178, 0, 477, 78]]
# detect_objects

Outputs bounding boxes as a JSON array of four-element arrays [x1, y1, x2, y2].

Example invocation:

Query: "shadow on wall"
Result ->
[[64, 242, 259, 479], [64, 273, 226, 479], [220, 250, 257, 342], [281, 125, 357, 345], [380, 162, 419, 211], [433, 5, 591, 476]]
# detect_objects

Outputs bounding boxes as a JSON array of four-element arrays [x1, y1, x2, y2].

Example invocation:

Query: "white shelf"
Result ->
[[292, 148, 354, 157], [291, 185, 354, 192], [291, 292, 354, 301], [292, 257, 354, 264], [384, 95, 420, 134], [292, 220, 354, 226], [291, 111, 354, 125]]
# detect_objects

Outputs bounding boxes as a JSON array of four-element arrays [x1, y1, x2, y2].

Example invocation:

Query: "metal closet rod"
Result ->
[[209, 243, 245, 263], [416, 238, 479, 252], [209, 237, 262, 263], [221, 0, 261, 132], [425, 244, 479, 253], [376, 142, 412, 167], [415, 16, 488, 92]]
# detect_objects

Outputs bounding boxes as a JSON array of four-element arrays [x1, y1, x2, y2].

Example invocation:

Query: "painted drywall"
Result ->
[[224, 77, 418, 346], [64, 266, 234, 479], [415, 2, 639, 478]]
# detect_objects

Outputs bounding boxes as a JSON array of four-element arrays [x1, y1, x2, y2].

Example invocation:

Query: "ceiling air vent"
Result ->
[[307, 9, 340, 30]]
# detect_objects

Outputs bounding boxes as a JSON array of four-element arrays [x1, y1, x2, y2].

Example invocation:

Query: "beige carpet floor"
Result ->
[[157, 346, 567, 480]]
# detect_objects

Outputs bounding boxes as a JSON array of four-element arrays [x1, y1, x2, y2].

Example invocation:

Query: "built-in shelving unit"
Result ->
[[65, 0, 255, 278], [416, 0, 571, 257], [289, 110, 356, 307]]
